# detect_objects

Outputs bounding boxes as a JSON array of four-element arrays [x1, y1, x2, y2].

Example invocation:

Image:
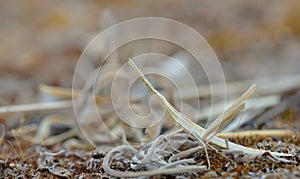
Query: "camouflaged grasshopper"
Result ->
[[128, 58, 292, 158]]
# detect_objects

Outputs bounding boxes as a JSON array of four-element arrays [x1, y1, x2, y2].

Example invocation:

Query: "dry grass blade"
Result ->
[[128, 58, 293, 157]]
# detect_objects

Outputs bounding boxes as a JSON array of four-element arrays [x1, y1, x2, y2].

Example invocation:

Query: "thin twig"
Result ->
[[217, 129, 293, 139]]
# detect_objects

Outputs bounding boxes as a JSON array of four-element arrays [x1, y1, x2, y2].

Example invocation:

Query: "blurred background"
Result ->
[[0, 1, 300, 177], [0, 0, 300, 135], [0, 0, 299, 105]]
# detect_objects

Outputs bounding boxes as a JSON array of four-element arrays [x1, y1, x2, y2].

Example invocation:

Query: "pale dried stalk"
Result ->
[[222, 108, 264, 133], [217, 129, 293, 139], [256, 91, 300, 126], [128, 58, 292, 157], [178, 74, 300, 99], [34, 115, 72, 142], [160, 158, 196, 169], [132, 129, 188, 170], [0, 100, 72, 114], [8, 124, 37, 136], [39, 84, 108, 103], [0, 124, 4, 144], [39, 84, 80, 99], [197, 95, 280, 120], [22, 129, 76, 145], [131, 135, 166, 170], [169, 145, 204, 162]]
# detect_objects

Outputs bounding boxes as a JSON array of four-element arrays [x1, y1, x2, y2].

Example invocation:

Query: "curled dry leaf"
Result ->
[[103, 145, 207, 178]]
